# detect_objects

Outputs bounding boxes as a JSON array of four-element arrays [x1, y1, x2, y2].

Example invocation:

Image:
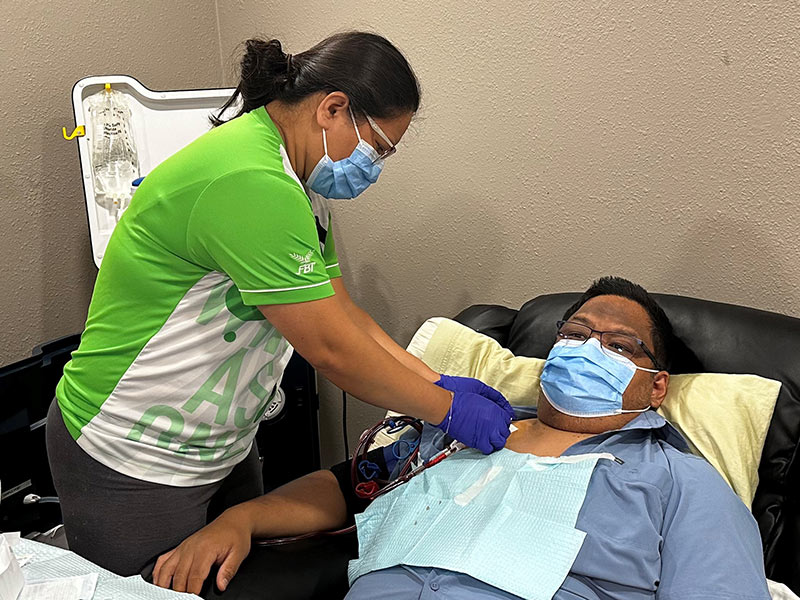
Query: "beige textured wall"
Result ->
[[0, 0, 222, 366], [3, 2, 799, 468], [216, 0, 800, 466]]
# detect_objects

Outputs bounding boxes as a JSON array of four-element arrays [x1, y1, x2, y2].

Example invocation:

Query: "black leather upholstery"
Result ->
[[204, 293, 800, 598], [204, 535, 357, 600], [454, 293, 800, 593]]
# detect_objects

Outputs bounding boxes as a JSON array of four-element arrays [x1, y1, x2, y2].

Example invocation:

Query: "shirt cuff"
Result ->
[[325, 262, 343, 279], [239, 280, 335, 306]]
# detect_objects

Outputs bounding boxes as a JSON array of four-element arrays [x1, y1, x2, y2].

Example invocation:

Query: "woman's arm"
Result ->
[[260, 292, 513, 455], [153, 470, 348, 594], [259, 295, 451, 424], [330, 277, 439, 383]]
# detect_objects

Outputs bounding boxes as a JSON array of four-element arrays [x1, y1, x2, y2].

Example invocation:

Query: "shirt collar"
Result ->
[[619, 410, 690, 450], [251, 106, 284, 141], [511, 406, 690, 452]]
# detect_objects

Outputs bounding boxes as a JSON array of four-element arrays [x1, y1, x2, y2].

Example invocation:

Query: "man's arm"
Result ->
[[657, 455, 771, 600], [153, 470, 348, 594], [330, 277, 440, 383]]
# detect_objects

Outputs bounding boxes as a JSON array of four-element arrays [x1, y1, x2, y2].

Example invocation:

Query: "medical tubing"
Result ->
[[367, 440, 465, 499], [255, 524, 356, 547], [255, 416, 423, 547], [351, 416, 423, 499]]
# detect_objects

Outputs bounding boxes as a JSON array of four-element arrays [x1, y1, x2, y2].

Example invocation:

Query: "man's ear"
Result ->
[[649, 371, 669, 409], [315, 91, 350, 129]]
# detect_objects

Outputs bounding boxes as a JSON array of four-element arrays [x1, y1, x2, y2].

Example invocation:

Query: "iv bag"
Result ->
[[88, 85, 140, 219]]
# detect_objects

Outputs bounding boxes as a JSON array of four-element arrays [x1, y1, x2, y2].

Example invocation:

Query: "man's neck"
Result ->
[[536, 395, 644, 435], [505, 418, 596, 457]]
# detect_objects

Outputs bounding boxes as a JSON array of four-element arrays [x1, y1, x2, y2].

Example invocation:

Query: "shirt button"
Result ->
[[430, 581, 440, 591]]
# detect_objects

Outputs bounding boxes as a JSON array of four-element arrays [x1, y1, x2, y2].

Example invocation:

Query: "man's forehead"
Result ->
[[570, 295, 653, 340]]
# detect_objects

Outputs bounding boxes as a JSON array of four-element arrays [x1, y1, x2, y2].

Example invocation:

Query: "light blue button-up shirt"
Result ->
[[346, 409, 771, 600]]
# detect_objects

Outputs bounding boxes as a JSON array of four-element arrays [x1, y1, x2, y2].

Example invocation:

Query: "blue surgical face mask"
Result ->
[[540, 338, 658, 418], [306, 108, 384, 199]]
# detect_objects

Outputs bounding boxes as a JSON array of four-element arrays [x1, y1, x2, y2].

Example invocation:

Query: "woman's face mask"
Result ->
[[306, 108, 391, 199]]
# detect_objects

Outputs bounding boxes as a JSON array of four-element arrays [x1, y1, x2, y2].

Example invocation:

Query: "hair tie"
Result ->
[[285, 53, 294, 72]]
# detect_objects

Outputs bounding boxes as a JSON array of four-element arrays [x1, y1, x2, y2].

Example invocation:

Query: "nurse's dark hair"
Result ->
[[562, 276, 674, 371], [211, 31, 420, 126]]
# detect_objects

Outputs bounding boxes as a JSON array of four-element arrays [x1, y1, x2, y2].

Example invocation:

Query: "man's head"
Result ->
[[537, 277, 673, 434]]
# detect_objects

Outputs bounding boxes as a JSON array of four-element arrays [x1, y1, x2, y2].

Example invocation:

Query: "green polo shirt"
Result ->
[[56, 107, 341, 486]]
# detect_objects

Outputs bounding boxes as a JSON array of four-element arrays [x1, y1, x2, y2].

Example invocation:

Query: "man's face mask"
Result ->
[[306, 107, 391, 199], [540, 338, 659, 418]]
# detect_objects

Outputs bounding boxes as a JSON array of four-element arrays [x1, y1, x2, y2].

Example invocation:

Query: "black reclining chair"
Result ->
[[221, 292, 799, 599], [456, 293, 800, 594]]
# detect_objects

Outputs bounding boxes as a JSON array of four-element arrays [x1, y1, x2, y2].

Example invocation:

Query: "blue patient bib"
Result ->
[[349, 448, 614, 600]]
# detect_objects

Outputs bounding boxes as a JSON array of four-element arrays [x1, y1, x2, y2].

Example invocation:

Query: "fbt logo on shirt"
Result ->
[[290, 250, 316, 275]]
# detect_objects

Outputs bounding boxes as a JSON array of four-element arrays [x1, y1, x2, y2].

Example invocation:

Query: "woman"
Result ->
[[47, 31, 513, 576]]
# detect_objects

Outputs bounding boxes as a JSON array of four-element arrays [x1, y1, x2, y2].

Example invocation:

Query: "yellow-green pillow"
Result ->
[[405, 317, 780, 508]]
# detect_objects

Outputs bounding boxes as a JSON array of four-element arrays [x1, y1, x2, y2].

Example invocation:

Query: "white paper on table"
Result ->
[[12, 541, 68, 566], [0, 536, 24, 600], [11, 539, 200, 600], [18, 573, 98, 600], [99, 576, 201, 600], [18, 548, 116, 590], [1, 535, 20, 549]]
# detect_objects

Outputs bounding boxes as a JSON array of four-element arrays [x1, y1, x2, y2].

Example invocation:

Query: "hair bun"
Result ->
[[238, 38, 292, 108], [242, 38, 290, 75]]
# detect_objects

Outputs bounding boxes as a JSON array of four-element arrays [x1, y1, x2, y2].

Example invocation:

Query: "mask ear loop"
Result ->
[[349, 106, 384, 167], [320, 106, 364, 157], [321, 127, 330, 158]]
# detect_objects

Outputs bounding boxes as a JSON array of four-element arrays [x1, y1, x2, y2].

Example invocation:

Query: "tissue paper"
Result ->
[[0, 535, 23, 600]]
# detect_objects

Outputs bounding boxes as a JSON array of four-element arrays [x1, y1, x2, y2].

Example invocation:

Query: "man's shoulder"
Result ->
[[659, 440, 721, 477], [655, 440, 748, 509], [594, 429, 720, 491]]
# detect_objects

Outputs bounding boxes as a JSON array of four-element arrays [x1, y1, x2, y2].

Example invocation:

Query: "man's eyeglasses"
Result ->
[[555, 320, 663, 371], [365, 114, 397, 164]]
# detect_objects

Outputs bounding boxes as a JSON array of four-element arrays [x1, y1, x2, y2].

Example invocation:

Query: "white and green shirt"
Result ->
[[56, 107, 341, 486]]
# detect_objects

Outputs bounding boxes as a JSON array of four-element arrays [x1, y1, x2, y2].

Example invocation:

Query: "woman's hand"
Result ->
[[434, 375, 515, 420], [153, 509, 252, 594]]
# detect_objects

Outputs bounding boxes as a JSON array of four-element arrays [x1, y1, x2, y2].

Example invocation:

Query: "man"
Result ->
[[153, 277, 771, 599]]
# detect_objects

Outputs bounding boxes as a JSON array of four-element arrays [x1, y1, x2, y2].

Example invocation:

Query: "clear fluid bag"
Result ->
[[87, 84, 140, 220]]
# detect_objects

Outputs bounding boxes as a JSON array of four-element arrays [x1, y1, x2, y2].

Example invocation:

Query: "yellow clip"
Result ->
[[62, 125, 85, 140]]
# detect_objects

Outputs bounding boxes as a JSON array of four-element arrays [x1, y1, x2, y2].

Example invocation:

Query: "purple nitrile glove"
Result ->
[[434, 390, 512, 454], [435, 375, 515, 421]]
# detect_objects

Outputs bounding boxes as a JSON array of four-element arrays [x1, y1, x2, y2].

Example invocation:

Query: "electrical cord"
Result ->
[[342, 390, 349, 461]]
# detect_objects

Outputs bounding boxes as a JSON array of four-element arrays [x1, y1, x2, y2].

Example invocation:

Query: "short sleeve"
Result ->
[[657, 453, 770, 600], [323, 214, 342, 279], [187, 169, 335, 306]]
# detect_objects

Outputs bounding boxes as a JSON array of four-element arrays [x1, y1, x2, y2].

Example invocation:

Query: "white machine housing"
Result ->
[[70, 75, 236, 267]]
